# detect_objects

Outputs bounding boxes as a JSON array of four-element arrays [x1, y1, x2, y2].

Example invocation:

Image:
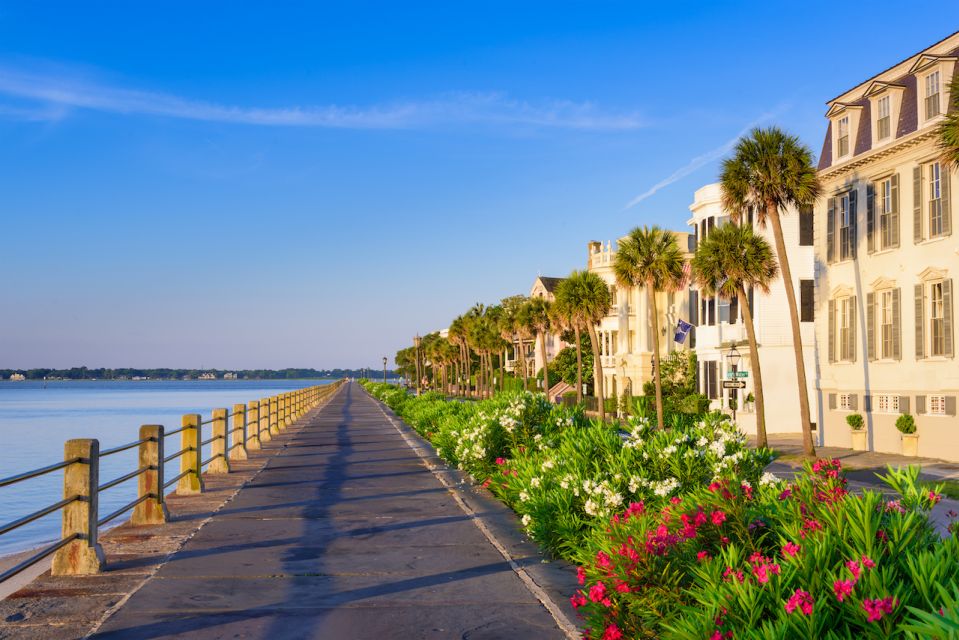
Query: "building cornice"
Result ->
[[818, 128, 939, 182]]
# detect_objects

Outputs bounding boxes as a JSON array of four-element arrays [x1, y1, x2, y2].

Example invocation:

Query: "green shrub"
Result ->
[[846, 413, 865, 430], [896, 413, 917, 435]]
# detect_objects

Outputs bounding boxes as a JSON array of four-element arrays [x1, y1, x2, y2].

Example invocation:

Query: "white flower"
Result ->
[[584, 498, 600, 516], [560, 479, 570, 489], [519, 491, 530, 502], [531, 477, 541, 488], [760, 472, 779, 486], [521, 514, 532, 527], [541, 459, 555, 471]]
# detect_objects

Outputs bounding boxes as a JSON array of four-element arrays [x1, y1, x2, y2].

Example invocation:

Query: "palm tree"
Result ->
[[497, 297, 528, 391], [613, 226, 686, 430], [549, 296, 582, 402], [555, 271, 611, 421], [448, 316, 469, 396], [720, 127, 820, 456], [692, 222, 778, 446], [527, 297, 553, 395], [938, 72, 959, 168]]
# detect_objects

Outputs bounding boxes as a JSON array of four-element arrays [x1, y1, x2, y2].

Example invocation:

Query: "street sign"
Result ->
[[725, 371, 749, 379], [722, 380, 746, 389]]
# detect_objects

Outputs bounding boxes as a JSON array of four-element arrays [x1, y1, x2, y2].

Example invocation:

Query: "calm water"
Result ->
[[0, 379, 333, 555]]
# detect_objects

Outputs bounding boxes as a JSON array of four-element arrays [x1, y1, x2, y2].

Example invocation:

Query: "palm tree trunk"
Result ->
[[539, 331, 550, 399], [767, 205, 816, 456], [649, 283, 665, 430], [500, 349, 506, 393], [586, 322, 606, 422], [738, 286, 767, 447], [516, 336, 528, 391], [574, 326, 583, 403]]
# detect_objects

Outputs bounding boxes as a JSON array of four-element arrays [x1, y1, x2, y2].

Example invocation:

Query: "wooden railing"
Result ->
[[0, 381, 343, 582]]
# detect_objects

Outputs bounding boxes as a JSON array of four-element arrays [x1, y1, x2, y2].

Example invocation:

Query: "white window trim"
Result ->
[[875, 393, 900, 414], [929, 395, 947, 416], [838, 393, 853, 411]]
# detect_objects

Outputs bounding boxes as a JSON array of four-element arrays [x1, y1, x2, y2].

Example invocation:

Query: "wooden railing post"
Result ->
[[270, 396, 280, 435], [132, 425, 168, 525], [209, 409, 230, 474], [279, 394, 287, 429], [179, 414, 203, 494], [285, 392, 293, 427], [259, 397, 272, 443], [230, 404, 248, 460], [52, 439, 105, 576]]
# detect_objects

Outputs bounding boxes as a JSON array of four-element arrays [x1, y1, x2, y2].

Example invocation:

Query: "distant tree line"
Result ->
[[0, 367, 395, 381]]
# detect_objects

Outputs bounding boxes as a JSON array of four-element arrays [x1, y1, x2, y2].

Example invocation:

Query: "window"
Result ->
[[930, 395, 946, 415], [880, 290, 894, 359], [876, 394, 900, 413], [839, 297, 854, 361], [799, 205, 814, 245], [718, 298, 730, 324], [929, 162, 944, 238], [703, 361, 718, 400], [877, 95, 891, 140], [931, 281, 946, 356], [839, 394, 852, 410], [800, 280, 814, 322], [839, 192, 854, 260], [837, 116, 850, 157], [879, 178, 892, 248], [925, 71, 941, 120]]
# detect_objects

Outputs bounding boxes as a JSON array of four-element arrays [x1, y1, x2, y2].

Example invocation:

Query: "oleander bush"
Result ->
[[573, 461, 956, 639]]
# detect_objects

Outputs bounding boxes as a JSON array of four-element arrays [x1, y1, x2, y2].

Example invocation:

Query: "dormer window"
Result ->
[[837, 116, 850, 157], [877, 95, 891, 140], [925, 70, 941, 120]]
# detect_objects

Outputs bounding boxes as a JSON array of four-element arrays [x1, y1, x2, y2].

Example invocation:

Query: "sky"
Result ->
[[1, 2, 956, 370]]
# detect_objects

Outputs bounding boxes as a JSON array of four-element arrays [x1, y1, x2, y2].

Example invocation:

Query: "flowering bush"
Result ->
[[573, 460, 958, 639]]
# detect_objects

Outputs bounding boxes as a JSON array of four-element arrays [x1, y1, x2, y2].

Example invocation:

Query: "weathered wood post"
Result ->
[[259, 397, 272, 443], [208, 408, 230, 474], [278, 394, 287, 429], [52, 439, 105, 576], [178, 414, 204, 494], [132, 425, 168, 525], [270, 396, 280, 436], [230, 403, 248, 460], [285, 392, 293, 427], [247, 400, 261, 450]]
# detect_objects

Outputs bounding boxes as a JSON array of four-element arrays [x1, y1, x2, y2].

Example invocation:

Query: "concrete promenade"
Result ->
[[69, 382, 571, 639]]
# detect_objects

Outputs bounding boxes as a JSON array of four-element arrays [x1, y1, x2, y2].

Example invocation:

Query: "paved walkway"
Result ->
[[90, 383, 568, 639]]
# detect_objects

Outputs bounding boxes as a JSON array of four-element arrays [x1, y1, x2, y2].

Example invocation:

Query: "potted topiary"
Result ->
[[896, 413, 918, 457], [745, 392, 755, 412], [846, 413, 866, 451]]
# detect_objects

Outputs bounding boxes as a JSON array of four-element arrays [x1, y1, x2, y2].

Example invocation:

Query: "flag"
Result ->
[[674, 319, 692, 344]]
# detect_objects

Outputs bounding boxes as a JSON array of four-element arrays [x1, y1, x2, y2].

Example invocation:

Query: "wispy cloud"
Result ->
[[622, 107, 787, 210], [0, 64, 647, 131]]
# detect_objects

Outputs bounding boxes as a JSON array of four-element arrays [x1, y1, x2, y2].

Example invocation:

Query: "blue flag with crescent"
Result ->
[[674, 319, 692, 343]]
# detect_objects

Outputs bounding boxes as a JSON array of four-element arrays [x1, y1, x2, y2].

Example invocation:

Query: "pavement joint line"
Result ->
[[369, 391, 581, 640], [82, 389, 343, 639]]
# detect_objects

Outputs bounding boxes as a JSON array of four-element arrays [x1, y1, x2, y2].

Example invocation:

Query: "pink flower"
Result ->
[[601, 624, 623, 640], [861, 555, 875, 569], [595, 551, 613, 570], [625, 501, 645, 517], [588, 581, 607, 603], [778, 488, 793, 500], [697, 550, 710, 562], [495, 457, 506, 465], [785, 589, 814, 616], [670, 496, 682, 505], [862, 597, 896, 622], [833, 579, 855, 602], [929, 491, 943, 505], [846, 560, 862, 581], [481, 478, 491, 488], [576, 566, 586, 585], [569, 593, 587, 609], [614, 581, 630, 593], [782, 542, 801, 558], [722, 567, 745, 584], [711, 510, 727, 526]]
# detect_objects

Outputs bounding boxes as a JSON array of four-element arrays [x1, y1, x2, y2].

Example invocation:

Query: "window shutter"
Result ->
[[866, 182, 875, 253], [828, 299, 836, 363], [800, 280, 814, 322], [899, 396, 910, 414], [729, 295, 738, 325], [946, 396, 957, 416], [864, 395, 872, 412], [828, 393, 836, 410], [944, 279, 954, 358], [915, 284, 925, 359], [850, 394, 858, 410], [689, 290, 699, 325], [943, 165, 952, 236], [892, 288, 901, 360], [866, 292, 876, 360], [916, 395, 926, 414], [891, 174, 900, 247], [914, 166, 923, 242], [849, 189, 858, 258], [799, 206, 813, 246], [827, 197, 836, 262], [849, 296, 857, 362]]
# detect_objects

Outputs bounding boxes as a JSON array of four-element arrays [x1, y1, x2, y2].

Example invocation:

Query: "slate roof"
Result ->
[[537, 276, 565, 293]]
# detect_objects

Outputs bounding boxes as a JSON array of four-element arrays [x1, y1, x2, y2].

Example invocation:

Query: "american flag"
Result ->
[[677, 261, 692, 290]]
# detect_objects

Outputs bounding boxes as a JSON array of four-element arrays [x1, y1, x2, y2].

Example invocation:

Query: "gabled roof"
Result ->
[[537, 276, 565, 293]]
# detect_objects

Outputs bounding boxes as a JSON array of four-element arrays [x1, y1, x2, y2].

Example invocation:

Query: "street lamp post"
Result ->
[[727, 341, 741, 422], [383, 357, 388, 384], [413, 334, 422, 396]]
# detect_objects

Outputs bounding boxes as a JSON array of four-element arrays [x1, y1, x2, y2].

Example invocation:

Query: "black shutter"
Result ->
[[800, 280, 814, 322], [866, 183, 875, 253], [689, 290, 699, 325], [729, 296, 738, 325], [799, 205, 814, 246], [827, 197, 836, 262], [849, 188, 858, 259]]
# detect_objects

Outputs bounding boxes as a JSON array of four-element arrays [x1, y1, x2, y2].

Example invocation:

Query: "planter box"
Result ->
[[901, 433, 919, 457], [851, 430, 868, 451]]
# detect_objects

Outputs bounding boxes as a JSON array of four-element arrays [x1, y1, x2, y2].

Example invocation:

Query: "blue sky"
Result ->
[[1, 2, 956, 369]]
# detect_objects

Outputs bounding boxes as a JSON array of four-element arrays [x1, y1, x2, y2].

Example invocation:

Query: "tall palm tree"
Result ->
[[938, 72, 959, 168], [549, 296, 582, 402], [613, 226, 686, 430], [555, 271, 611, 421], [527, 297, 553, 395], [721, 127, 820, 456], [497, 297, 528, 391], [692, 222, 778, 447], [448, 316, 469, 396], [516, 301, 539, 389]]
